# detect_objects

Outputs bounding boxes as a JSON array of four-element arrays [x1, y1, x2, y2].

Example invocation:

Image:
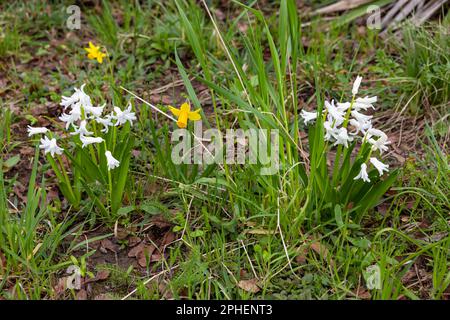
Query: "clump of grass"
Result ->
[[0, 23, 21, 58], [0, 146, 75, 299], [389, 20, 450, 114]]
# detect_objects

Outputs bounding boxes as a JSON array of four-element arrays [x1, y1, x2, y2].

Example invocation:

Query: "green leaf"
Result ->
[[117, 206, 136, 216], [334, 204, 344, 229], [140, 201, 169, 216], [190, 229, 205, 238], [355, 170, 399, 220], [3, 155, 20, 169], [111, 136, 134, 215]]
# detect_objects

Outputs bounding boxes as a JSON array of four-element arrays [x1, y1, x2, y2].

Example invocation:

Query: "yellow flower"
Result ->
[[84, 41, 106, 64], [169, 102, 201, 128]]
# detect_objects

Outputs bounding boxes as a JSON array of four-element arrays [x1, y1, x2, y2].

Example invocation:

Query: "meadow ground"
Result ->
[[0, 0, 449, 300]]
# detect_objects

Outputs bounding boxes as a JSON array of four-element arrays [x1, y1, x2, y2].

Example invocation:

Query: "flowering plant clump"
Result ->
[[28, 84, 135, 218], [300, 77, 397, 222]]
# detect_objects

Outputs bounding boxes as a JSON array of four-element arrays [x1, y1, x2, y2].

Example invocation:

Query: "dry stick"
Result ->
[[393, 0, 427, 24], [149, 79, 190, 95], [240, 239, 259, 280], [121, 86, 177, 122], [412, 0, 449, 26], [313, 0, 373, 15], [180, 195, 194, 240], [381, 0, 409, 29]]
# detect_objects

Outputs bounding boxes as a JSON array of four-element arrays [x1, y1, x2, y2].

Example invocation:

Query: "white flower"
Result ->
[[61, 92, 81, 110], [95, 115, 114, 133], [352, 76, 363, 96], [349, 118, 372, 135], [113, 104, 136, 126], [370, 157, 389, 176], [60, 84, 92, 110], [300, 110, 318, 125], [367, 128, 390, 153], [27, 126, 48, 136], [351, 110, 373, 123], [39, 136, 63, 157], [365, 265, 381, 290], [79, 135, 104, 148], [333, 127, 353, 148], [354, 96, 377, 111], [336, 102, 351, 112], [59, 104, 82, 130], [349, 110, 372, 135], [356, 96, 377, 105], [325, 100, 344, 124], [70, 120, 93, 137], [105, 151, 120, 170], [324, 119, 339, 141], [367, 128, 388, 140], [85, 103, 105, 118], [354, 163, 370, 183], [368, 135, 390, 153]]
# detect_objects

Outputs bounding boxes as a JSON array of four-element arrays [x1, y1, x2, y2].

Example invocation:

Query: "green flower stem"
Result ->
[[55, 154, 77, 205], [103, 141, 113, 214]]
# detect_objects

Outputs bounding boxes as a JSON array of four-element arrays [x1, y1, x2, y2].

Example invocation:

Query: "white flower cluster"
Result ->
[[301, 76, 391, 183], [28, 84, 136, 170]]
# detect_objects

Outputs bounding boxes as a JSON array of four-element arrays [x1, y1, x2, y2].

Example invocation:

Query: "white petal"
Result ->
[[352, 76, 363, 96], [27, 126, 48, 136]]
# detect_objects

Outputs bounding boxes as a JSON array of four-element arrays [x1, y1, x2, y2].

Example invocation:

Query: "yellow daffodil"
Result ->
[[169, 102, 201, 128], [84, 41, 106, 63]]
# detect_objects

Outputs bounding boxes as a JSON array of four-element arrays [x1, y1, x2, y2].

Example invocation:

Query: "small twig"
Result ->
[[277, 196, 301, 280], [240, 240, 259, 280]]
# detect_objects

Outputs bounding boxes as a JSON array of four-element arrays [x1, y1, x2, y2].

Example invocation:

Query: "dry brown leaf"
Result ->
[[128, 236, 141, 247], [76, 289, 88, 300], [96, 270, 110, 281], [137, 244, 156, 268], [128, 242, 145, 258], [85, 270, 111, 285], [114, 225, 134, 240], [310, 241, 334, 265], [161, 231, 176, 247], [356, 289, 371, 300], [295, 246, 308, 265], [53, 277, 67, 296], [296, 238, 335, 266], [100, 239, 119, 253], [237, 279, 260, 293], [151, 215, 172, 229]]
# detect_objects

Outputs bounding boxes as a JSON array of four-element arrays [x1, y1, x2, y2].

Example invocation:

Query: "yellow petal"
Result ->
[[188, 109, 201, 121], [180, 102, 190, 113], [177, 111, 188, 128], [168, 106, 181, 117]]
